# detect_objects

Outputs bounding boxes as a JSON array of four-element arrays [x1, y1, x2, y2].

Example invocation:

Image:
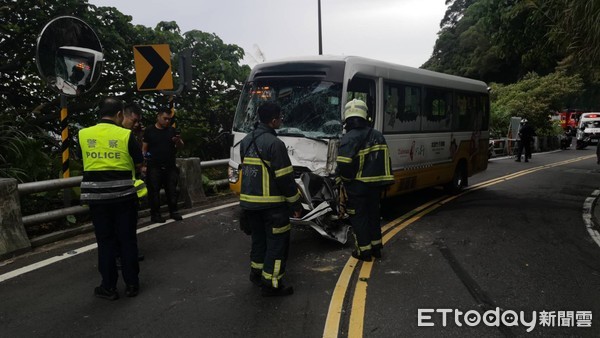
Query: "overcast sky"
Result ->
[[88, 0, 448, 68]]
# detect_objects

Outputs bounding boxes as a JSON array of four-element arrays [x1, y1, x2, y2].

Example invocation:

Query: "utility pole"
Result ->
[[318, 0, 323, 55]]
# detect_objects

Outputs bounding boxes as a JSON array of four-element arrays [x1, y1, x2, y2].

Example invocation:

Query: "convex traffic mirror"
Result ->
[[36, 16, 103, 97]]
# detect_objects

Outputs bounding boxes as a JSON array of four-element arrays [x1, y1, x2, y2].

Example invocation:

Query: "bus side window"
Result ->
[[383, 82, 420, 133], [423, 87, 452, 131], [347, 77, 376, 125]]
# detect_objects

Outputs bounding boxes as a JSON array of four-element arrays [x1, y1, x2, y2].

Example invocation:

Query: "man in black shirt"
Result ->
[[142, 109, 184, 223]]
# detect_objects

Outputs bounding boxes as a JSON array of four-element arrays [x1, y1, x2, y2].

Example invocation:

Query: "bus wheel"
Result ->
[[444, 163, 466, 195]]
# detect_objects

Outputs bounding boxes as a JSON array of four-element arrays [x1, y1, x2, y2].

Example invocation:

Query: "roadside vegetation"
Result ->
[[2, 0, 600, 229], [1, 0, 250, 183], [423, 0, 600, 137]]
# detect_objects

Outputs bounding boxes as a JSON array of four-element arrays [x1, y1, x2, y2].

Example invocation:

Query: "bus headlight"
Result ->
[[228, 165, 239, 183]]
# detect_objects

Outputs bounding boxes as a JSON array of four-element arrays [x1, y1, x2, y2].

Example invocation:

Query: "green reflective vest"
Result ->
[[79, 122, 137, 202]]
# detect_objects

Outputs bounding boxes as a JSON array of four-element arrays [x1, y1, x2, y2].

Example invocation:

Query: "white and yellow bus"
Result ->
[[228, 56, 489, 242]]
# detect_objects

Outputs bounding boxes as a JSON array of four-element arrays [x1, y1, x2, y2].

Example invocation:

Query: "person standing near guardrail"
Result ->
[[122, 103, 147, 264], [123, 103, 144, 148], [515, 118, 536, 162], [78, 97, 144, 300], [142, 109, 184, 223]]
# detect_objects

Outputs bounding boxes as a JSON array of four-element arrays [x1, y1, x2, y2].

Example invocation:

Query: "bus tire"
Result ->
[[444, 162, 466, 195]]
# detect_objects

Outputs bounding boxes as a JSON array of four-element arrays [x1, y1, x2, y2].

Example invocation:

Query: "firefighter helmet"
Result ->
[[344, 99, 368, 121]]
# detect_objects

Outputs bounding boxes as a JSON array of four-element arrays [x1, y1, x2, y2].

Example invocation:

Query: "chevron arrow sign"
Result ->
[[133, 44, 173, 91]]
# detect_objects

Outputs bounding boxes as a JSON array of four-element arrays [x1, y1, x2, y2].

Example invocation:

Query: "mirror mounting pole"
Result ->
[[161, 49, 192, 97]]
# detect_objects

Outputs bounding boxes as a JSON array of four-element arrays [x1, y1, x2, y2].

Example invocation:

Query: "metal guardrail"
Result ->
[[489, 138, 517, 157], [18, 159, 230, 227], [489, 136, 561, 158]]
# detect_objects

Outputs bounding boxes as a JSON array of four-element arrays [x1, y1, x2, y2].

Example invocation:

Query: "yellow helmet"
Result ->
[[344, 99, 368, 121]]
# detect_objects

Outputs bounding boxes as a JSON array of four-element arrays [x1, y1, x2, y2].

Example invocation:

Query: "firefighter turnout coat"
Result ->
[[336, 126, 394, 186], [239, 123, 301, 210]]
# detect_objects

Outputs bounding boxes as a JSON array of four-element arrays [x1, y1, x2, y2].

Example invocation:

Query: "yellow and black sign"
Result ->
[[133, 44, 173, 91]]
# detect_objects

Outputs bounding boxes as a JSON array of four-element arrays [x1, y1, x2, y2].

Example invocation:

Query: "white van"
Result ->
[[576, 112, 600, 149]]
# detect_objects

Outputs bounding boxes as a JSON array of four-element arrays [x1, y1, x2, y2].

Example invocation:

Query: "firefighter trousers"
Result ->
[[246, 205, 291, 288], [346, 183, 383, 255]]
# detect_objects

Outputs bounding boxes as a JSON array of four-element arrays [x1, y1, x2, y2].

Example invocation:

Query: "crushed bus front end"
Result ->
[[228, 59, 351, 243]]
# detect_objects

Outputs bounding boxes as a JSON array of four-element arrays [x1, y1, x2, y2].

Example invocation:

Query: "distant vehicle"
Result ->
[[575, 112, 600, 149], [559, 110, 583, 133], [227, 55, 490, 243]]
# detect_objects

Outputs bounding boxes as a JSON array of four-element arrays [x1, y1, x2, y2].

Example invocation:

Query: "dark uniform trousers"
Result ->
[[89, 198, 140, 289], [346, 182, 383, 255], [246, 205, 291, 288], [517, 138, 532, 160], [146, 165, 179, 214]]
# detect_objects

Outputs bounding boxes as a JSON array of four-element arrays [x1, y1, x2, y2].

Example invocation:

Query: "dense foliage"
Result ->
[[423, 0, 600, 136], [0, 0, 250, 182], [3, 0, 600, 182], [489, 72, 583, 137]]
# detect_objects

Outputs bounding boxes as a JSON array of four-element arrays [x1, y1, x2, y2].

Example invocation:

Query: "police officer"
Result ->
[[79, 97, 144, 300], [516, 118, 536, 162], [336, 99, 394, 261], [239, 102, 302, 297]]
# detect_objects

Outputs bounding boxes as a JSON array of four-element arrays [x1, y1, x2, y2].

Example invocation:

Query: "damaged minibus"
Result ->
[[228, 56, 490, 243]]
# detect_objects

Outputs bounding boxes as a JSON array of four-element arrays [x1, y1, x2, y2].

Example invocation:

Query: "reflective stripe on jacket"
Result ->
[[79, 122, 137, 202], [239, 123, 301, 210], [336, 126, 394, 186]]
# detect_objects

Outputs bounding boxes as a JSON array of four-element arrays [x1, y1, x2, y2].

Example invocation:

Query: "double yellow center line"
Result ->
[[322, 155, 595, 338]]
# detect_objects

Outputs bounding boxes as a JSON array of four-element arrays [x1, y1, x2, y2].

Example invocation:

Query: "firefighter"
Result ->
[[336, 99, 394, 261], [239, 102, 302, 297], [79, 97, 144, 300]]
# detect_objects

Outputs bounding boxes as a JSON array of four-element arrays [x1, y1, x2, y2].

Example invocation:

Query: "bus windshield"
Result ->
[[233, 79, 343, 138]]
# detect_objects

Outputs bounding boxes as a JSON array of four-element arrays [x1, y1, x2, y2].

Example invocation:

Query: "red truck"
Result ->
[[559, 110, 583, 132]]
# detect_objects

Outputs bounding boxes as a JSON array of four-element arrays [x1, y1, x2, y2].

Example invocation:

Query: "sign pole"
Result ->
[[169, 95, 176, 128], [60, 94, 70, 179], [318, 0, 323, 55], [60, 94, 71, 207]]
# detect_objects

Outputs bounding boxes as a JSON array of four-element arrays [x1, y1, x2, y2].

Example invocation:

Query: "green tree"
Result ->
[[489, 71, 583, 137], [538, 0, 600, 79], [1, 0, 249, 182], [424, 0, 564, 83], [172, 30, 250, 159]]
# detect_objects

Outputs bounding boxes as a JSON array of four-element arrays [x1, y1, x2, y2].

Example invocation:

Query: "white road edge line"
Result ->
[[583, 190, 600, 248], [0, 201, 239, 283]]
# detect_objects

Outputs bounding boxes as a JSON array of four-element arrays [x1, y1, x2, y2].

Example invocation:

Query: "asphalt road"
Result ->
[[1, 148, 599, 337]]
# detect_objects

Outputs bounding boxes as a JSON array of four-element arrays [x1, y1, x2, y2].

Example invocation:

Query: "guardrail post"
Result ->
[[177, 158, 206, 208], [0, 178, 31, 258]]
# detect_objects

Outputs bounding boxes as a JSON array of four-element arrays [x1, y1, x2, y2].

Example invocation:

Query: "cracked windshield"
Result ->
[[233, 79, 343, 139]]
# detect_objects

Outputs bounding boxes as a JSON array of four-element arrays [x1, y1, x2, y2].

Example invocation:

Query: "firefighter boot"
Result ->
[[249, 268, 262, 287], [352, 250, 372, 262], [262, 284, 294, 297]]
